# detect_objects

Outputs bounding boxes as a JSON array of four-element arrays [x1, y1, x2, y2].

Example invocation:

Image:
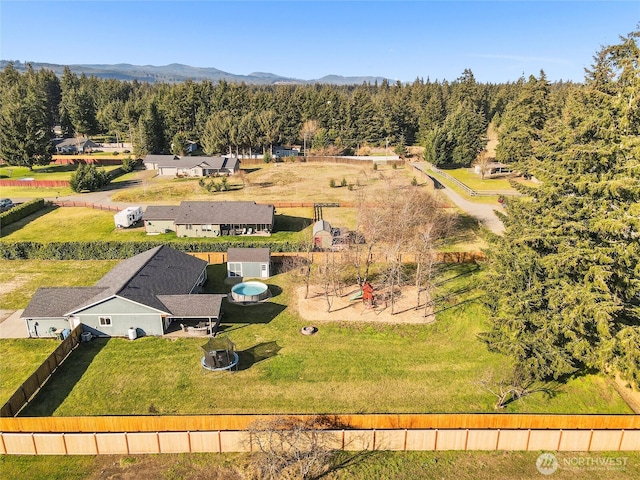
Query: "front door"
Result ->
[[261, 263, 269, 278]]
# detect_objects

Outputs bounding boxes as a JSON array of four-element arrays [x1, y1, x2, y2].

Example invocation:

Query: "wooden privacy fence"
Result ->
[[240, 156, 405, 167], [51, 201, 120, 212], [189, 250, 486, 265], [0, 180, 69, 188], [0, 325, 83, 418], [52, 155, 125, 165], [1, 415, 639, 455]]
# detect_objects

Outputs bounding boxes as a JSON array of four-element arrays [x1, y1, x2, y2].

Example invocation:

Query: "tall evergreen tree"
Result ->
[[0, 65, 53, 168], [482, 32, 640, 388], [495, 72, 550, 166]]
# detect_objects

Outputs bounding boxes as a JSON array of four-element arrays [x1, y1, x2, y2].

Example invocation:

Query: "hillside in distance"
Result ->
[[0, 60, 388, 85]]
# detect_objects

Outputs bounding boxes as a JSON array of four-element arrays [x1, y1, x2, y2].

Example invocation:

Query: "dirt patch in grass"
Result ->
[[0, 275, 28, 297], [296, 284, 434, 324]]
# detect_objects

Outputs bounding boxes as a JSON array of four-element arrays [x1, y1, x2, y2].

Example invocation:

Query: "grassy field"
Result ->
[[6, 262, 630, 416], [0, 259, 117, 310], [1, 451, 637, 480], [441, 168, 513, 191], [0, 203, 484, 251], [0, 163, 122, 198], [0, 205, 314, 244], [0, 163, 122, 181], [0, 339, 59, 402], [111, 162, 416, 204]]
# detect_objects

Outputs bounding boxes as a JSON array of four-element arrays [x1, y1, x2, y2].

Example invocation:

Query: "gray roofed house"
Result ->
[[143, 205, 181, 234], [176, 201, 273, 226], [227, 247, 271, 279], [143, 154, 239, 177], [143, 201, 275, 238], [53, 137, 99, 154], [21, 245, 224, 338]]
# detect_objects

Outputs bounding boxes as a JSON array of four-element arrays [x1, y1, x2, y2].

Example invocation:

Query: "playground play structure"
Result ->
[[349, 281, 375, 308]]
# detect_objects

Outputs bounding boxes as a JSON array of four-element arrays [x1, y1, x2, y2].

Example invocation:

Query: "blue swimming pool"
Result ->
[[231, 281, 270, 303]]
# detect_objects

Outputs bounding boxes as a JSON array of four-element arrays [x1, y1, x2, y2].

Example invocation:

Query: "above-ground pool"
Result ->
[[231, 281, 271, 303]]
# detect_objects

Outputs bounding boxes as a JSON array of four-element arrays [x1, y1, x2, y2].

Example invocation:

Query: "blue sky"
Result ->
[[1, 1, 638, 83]]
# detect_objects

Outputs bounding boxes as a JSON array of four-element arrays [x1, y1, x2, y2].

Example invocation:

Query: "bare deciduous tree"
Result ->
[[358, 180, 454, 315], [477, 365, 559, 409], [247, 416, 340, 480], [473, 149, 492, 180]]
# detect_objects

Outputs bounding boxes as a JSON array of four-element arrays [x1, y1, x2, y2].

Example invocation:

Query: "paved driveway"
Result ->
[[412, 163, 506, 235], [0, 310, 28, 338]]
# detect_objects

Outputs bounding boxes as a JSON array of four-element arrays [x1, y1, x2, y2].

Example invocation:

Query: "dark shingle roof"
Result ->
[[22, 245, 209, 318], [227, 247, 271, 263], [142, 205, 181, 221], [157, 294, 224, 317], [174, 201, 274, 225], [22, 287, 107, 318], [105, 245, 208, 312]]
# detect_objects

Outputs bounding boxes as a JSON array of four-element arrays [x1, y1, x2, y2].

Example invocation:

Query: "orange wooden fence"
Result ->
[[1, 413, 639, 433], [1, 415, 638, 455], [189, 251, 485, 265], [0, 180, 69, 188], [0, 326, 83, 418]]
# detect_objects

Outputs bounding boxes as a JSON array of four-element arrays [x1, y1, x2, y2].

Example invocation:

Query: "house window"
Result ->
[[99, 316, 112, 327], [228, 262, 242, 277], [185, 224, 193, 230], [203, 224, 212, 231]]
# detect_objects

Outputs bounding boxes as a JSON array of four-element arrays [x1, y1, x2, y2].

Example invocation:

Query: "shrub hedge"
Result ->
[[0, 240, 306, 260], [0, 198, 46, 228]]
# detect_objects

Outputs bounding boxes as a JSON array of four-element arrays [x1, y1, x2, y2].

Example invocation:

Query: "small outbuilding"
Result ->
[[227, 247, 271, 279], [313, 220, 333, 249]]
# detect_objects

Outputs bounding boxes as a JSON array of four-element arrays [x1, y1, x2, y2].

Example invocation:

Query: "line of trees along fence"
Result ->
[[0, 325, 83, 418]]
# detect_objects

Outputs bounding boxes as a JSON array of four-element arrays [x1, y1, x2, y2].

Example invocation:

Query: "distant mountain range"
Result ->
[[0, 60, 388, 85]]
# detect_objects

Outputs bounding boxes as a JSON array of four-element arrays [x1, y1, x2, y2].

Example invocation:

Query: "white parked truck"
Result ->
[[114, 206, 143, 228]]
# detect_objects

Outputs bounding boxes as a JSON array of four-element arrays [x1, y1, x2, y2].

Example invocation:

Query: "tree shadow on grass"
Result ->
[[0, 204, 58, 238], [218, 299, 287, 331], [18, 338, 110, 417], [274, 214, 313, 233], [236, 341, 282, 371]]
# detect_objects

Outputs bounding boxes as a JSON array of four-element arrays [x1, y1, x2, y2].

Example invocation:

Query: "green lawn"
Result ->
[[2, 451, 637, 480], [0, 259, 117, 310], [0, 206, 314, 244], [442, 168, 518, 192], [0, 163, 122, 198], [0, 339, 59, 402], [0, 202, 483, 252], [9, 263, 631, 416], [0, 163, 121, 181]]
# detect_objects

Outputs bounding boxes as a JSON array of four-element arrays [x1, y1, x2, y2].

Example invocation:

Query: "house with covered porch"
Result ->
[[143, 154, 239, 177], [21, 245, 224, 338], [143, 201, 275, 237]]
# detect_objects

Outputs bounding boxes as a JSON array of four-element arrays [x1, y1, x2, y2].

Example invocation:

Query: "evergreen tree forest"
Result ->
[[482, 31, 640, 390], [1, 62, 576, 167]]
